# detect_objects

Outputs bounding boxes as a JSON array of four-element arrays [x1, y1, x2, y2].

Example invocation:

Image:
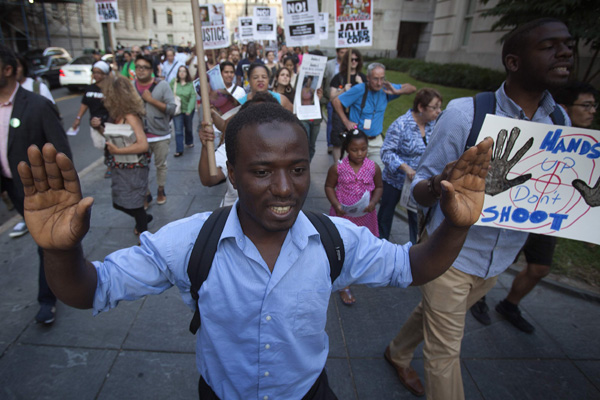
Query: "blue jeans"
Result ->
[[377, 181, 418, 244], [173, 111, 195, 153], [301, 120, 321, 161]]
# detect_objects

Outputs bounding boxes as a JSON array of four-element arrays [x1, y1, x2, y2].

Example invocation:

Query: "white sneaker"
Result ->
[[9, 221, 28, 238]]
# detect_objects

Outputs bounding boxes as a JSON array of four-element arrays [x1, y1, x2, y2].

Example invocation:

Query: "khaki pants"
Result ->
[[367, 134, 383, 170], [149, 139, 170, 188], [388, 266, 498, 400]]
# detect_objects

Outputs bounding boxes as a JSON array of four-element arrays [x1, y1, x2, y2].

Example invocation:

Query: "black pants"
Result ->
[[198, 369, 338, 400], [2, 175, 56, 306], [112, 203, 148, 233]]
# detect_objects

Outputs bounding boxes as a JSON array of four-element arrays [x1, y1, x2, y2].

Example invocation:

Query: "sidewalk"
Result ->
[[0, 126, 599, 399]]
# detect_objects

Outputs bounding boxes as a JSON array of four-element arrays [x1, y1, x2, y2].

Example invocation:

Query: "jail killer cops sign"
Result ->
[[96, 0, 119, 23], [474, 115, 600, 245], [335, 0, 372, 47]]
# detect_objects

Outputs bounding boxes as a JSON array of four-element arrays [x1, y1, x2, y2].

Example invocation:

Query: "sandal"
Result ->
[[340, 287, 356, 306], [174, 152, 183, 157], [104, 169, 112, 178], [185, 143, 195, 148]]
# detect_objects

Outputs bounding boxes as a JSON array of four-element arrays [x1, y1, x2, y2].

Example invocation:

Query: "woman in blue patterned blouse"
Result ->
[[377, 88, 442, 244]]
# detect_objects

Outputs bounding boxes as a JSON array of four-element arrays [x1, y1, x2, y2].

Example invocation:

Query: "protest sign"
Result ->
[[199, 3, 229, 50], [334, 0, 372, 47], [294, 54, 327, 120], [282, 0, 320, 47], [319, 13, 329, 40], [474, 114, 600, 244], [238, 16, 254, 44], [400, 176, 418, 213], [194, 64, 241, 120], [96, 0, 119, 23], [254, 7, 277, 41]]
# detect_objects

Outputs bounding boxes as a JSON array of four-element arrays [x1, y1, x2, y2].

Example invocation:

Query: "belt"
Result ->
[[367, 134, 381, 141]]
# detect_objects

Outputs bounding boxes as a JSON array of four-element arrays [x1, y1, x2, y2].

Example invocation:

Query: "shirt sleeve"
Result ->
[[338, 83, 364, 109], [381, 115, 408, 171], [330, 217, 413, 290]]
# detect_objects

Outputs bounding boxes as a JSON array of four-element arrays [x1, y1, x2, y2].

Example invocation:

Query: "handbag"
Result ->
[[173, 81, 182, 115]]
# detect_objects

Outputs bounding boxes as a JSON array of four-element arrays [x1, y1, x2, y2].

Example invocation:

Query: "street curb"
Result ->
[[394, 209, 600, 304]]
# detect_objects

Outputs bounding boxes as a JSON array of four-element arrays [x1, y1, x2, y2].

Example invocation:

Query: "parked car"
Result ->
[[59, 54, 114, 92], [24, 47, 71, 60], [28, 55, 72, 89]]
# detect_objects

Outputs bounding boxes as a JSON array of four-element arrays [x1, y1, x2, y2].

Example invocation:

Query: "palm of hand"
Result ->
[[25, 189, 87, 250], [485, 128, 533, 196], [440, 137, 493, 227]]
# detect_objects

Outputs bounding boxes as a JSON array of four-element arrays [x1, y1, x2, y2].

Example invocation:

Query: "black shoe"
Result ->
[[35, 304, 56, 325], [496, 300, 535, 333], [470, 297, 491, 325]]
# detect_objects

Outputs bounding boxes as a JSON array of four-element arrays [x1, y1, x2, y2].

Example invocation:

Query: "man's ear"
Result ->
[[504, 54, 520, 73], [226, 160, 237, 190]]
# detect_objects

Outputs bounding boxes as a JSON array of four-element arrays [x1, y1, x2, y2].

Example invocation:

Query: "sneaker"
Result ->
[[9, 221, 28, 238], [496, 300, 535, 333], [157, 187, 166, 205], [35, 304, 56, 325], [470, 297, 491, 326]]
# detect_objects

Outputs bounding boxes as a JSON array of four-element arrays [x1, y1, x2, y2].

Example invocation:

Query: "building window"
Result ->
[[461, 0, 476, 47], [153, 9, 157, 25], [167, 8, 173, 25], [167, 34, 174, 44]]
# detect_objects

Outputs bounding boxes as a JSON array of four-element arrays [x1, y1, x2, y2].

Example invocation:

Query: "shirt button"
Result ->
[[265, 344, 270, 349], [264, 371, 270, 377], [265, 315, 271, 321]]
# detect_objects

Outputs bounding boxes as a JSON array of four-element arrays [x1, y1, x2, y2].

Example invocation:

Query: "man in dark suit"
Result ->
[[0, 44, 72, 324]]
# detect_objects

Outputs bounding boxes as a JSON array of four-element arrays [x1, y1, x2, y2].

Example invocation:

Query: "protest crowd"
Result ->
[[1, 1, 599, 399]]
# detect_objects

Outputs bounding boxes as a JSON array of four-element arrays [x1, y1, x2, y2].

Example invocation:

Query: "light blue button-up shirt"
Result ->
[[381, 109, 436, 190], [93, 204, 412, 399], [411, 82, 570, 279]]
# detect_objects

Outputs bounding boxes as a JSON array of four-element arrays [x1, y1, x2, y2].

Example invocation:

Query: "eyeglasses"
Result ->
[[351, 58, 358, 62], [426, 105, 442, 111], [571, 102, 597, 111], [135, 65, 152, 70]]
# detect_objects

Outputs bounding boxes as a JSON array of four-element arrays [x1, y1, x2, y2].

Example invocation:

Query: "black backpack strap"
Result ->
[[304, 211, 345, 283], [187, 205, 232, 334], [467, 92, 496, 150], [550, 105, 566, 126], [360, 83, 369, 110]]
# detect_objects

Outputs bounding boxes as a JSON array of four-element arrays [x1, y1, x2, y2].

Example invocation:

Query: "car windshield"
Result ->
[[30, 56, 49, 69], [71, 56, 95, 65]]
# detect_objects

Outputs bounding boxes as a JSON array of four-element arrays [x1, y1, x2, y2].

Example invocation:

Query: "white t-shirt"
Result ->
[[21, 77, 55, 103], [214, 144, 238, 207]]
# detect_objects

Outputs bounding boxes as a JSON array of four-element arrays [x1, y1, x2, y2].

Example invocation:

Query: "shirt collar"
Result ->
[[497, 82, 556, 120], [221, 201, 320, 251], [1, 82, 19, 106]]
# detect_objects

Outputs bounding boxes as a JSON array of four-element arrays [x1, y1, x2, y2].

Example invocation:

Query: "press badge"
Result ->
[[363, 119, 372, 130]]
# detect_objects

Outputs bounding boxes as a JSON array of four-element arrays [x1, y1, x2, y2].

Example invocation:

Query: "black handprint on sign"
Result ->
[[572, 176, 600, 207], [485, 127, 534, 196]]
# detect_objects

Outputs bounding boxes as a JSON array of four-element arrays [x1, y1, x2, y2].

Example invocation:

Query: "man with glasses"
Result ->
[[332, 62, 416, 167], [133, 55, 176, 206], [472, 81, 598, 334]]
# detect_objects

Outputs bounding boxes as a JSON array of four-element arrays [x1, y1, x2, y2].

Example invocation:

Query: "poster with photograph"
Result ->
[[238, 16, 254, 44], [199, 3, 230, 50], [294, 54, 327, 120], [334, 0, 372, 48], [473, 114, 600, 244], [95, 0, 119, 23], [253, 7, 277, 41], [400, 176, 418, 213], [319, 12, 329, 40], [194, 64, 241, 119], [282, 0, 320, 47]]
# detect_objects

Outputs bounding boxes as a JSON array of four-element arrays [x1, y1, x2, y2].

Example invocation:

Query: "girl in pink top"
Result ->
[[325, 128, 383, 305]]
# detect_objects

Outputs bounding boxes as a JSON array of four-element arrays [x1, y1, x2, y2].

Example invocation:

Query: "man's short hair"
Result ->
[[553, 81, 599, 105], [220, 61, 235, 72], [367, 62, 385, 77], [165, 47, 175, 55], [135, 54, 154, 66], [501, 18, 565, 70], [225, 103, 306, 166], [0, 44, 17, 72]]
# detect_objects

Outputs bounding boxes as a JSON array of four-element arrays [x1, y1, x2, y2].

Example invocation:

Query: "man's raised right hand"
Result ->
[[17, 144, 94, 250]]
